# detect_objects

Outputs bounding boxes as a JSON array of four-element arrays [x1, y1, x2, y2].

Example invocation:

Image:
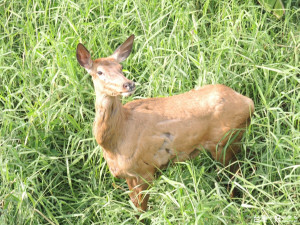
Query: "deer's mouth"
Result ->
[[121, 90, 135, 97]]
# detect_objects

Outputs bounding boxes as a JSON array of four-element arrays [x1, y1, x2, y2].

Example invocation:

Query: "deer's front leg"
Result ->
[[126, 177, 150, 212]]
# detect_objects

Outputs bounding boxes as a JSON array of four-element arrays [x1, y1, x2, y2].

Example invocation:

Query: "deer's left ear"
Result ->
[[76, 43, 93, 69], [112, 35, 135, 63]]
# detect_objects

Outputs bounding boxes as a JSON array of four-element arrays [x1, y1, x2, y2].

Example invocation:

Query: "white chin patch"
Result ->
[[121, 91, 134, 97]]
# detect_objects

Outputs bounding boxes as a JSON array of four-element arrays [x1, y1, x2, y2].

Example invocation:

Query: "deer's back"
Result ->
[[125, 84, 254, 122]]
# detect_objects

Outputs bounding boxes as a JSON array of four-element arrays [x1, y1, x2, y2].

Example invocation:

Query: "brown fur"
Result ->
[[76, 35, 255, 212]]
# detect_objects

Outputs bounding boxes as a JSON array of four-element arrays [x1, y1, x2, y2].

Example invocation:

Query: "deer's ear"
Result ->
[[76, 43, 93, 69], [112, 35, 135, 63]]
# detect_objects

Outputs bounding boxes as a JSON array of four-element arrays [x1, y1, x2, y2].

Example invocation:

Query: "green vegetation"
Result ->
[[0, 0, 299, 224], [258, 0, 285, 18]]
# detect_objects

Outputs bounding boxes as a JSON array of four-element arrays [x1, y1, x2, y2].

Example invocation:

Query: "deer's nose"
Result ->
[[123, 82, 135, 92]]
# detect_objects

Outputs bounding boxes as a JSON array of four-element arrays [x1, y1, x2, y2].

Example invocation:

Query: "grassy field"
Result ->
[[0, 0, 299, 224]]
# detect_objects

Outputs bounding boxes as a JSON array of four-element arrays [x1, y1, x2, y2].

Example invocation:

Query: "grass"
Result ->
[[0, 0, 299, 224]]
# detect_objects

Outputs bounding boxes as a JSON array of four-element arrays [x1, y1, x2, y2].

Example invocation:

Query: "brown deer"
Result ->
[[76, 35, 254, 212]]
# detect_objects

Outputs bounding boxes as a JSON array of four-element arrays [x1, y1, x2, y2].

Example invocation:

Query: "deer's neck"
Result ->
[[93, 92, 125, 150]]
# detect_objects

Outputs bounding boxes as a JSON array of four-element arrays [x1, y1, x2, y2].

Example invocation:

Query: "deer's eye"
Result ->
[[97, 71, 103, 75]]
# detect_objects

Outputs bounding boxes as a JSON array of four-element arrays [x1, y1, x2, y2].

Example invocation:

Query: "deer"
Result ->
[[76, 34, 254, 212]]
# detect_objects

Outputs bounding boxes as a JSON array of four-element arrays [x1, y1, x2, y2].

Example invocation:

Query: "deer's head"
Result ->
[[76, 35, 136, 97]]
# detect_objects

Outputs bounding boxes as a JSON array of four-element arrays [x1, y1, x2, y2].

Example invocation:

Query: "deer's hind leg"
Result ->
[[211, 127, 245, 169], [126, 177, 150, 212], [210, 131, 244, 197]]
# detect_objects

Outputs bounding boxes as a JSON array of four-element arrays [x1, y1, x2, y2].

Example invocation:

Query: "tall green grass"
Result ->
[[0, 0, 299, 224]]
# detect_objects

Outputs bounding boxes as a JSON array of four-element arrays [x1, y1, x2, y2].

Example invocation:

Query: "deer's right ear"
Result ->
[[112, 35, 135, 63], [76, 43, 93, 69]]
